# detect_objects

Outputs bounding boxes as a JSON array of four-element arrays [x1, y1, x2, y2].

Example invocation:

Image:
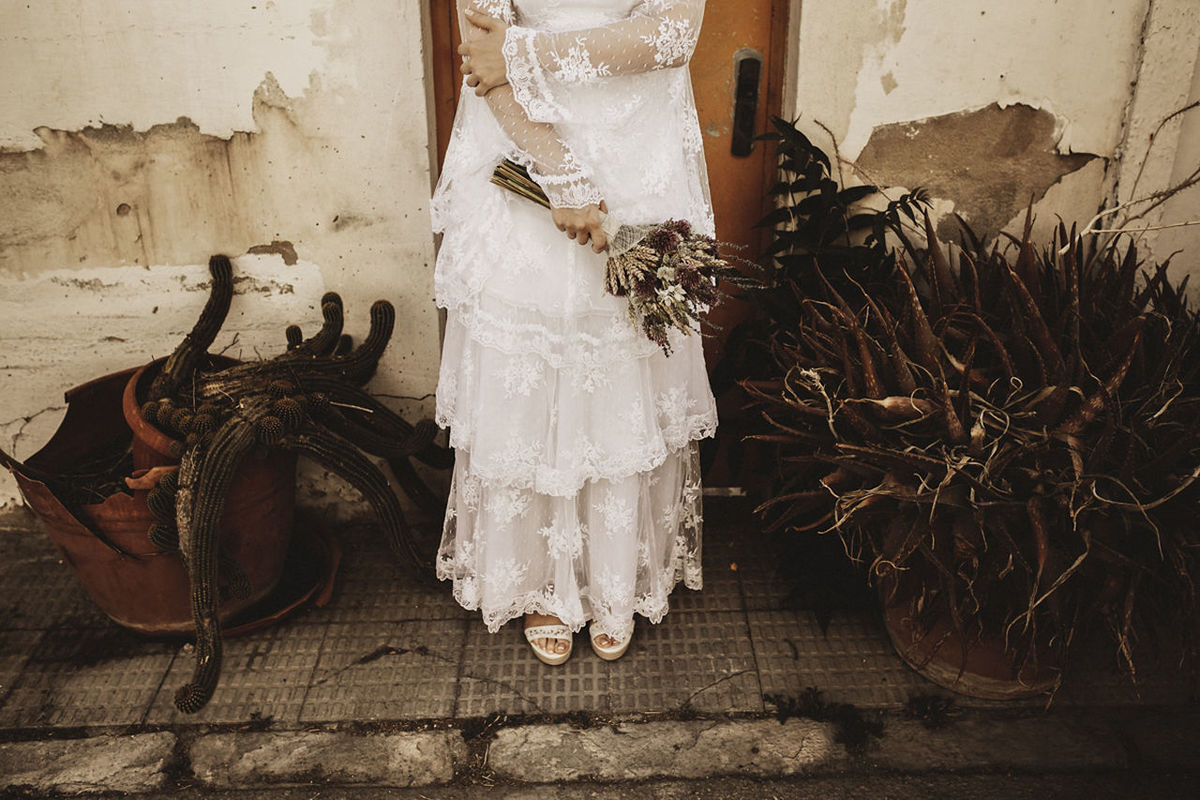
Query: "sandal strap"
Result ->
[[524, 624, 572, 643], [589, 619, 634, 644]]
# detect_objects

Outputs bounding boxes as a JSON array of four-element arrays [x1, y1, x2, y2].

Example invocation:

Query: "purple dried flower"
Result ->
[[645, 227, 681, 254], [667, 219, 693, 237], [677, 265, 703, 290]]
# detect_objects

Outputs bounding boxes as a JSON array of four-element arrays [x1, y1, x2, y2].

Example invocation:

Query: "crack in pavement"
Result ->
[[310, 643, 547, 713], [680, 669, 756, 710]]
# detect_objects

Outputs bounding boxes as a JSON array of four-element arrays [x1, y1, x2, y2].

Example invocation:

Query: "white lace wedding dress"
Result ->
[[431, 0, 717, 641]]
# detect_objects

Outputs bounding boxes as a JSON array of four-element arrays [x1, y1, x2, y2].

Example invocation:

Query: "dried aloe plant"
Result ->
[[743, 210, 1200, 689]]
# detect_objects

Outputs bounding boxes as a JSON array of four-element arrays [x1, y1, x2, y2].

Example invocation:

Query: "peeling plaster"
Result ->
[[0, 1, 442, 509], [794, 1, 1150, 161], [856, 103, 1097, 242]]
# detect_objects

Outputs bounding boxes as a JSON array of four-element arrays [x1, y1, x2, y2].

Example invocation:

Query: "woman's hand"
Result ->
[[553, 201, 609, 253], [459, 10, 510, 96]]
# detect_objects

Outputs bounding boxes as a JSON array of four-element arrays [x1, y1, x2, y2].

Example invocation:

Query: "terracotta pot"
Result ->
[[13, 360, 298, 636], [878, 574, 1061, 700]]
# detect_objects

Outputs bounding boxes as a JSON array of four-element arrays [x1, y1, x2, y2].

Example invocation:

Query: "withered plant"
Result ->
[[742, 205, 1200, 686]]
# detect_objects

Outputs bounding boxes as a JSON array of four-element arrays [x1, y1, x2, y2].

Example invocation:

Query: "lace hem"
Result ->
[[436, 567, 703, 637], [435, 303, 719, 494], [436, 439, 706, 639]]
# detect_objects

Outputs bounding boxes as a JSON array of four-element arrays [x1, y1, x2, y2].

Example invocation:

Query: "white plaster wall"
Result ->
[[0, 0, 443, 511], [0, 1, 324, 148], [787, 0, 1199, 275], [791, 0, 1150, 162], [1113, 0, 1200, 274]]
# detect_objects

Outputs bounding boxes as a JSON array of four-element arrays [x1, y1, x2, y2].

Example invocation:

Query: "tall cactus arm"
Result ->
[[386, 452, 448, 516], [319, 407, 439, 459], [289, 294, 345, 358], [194, 300, 395, 400], [299, 378, 454, 469], [172, 405, 261, 714], [150, 255, 234, 401], [335, 300, 396, 386], [282, 428, 426, 568]]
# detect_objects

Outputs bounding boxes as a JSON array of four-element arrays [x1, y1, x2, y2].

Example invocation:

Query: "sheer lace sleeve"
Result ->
[[504, 0, 704, 121], [458, 0, 604, 209]]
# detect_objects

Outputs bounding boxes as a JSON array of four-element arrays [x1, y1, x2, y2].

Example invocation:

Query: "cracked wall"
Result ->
[[0, 0, 442, 511], [787, 0, 1200, 256]]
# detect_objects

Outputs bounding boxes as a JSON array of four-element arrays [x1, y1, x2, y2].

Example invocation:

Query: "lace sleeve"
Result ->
[[504, 0, 704, 121], [458, 0, 604, 209]]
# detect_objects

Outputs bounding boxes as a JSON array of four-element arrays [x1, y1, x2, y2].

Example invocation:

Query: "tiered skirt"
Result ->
[[432, 184, 718, 640]]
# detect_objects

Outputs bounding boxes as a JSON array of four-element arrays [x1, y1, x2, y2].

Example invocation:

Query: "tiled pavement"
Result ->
[[0, 498, 1193, 731]]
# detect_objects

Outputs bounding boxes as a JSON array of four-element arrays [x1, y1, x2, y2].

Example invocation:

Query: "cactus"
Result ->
[[123, 260, 455, 714], [282, 429, 423, 567], [173, 405, 260, 713], [149, 255, 234, 401]]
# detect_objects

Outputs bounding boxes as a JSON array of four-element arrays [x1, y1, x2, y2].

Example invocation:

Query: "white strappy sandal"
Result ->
[[589, 620, 635, 661], [523, 623, 574, 666]]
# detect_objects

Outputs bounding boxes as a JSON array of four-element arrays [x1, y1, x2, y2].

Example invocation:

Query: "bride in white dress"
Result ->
[[431, 0, 717, 664]]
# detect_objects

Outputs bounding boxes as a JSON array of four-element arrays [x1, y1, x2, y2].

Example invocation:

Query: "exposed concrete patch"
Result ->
[[488, 719, 835, 782], [247, 240, 300, 266], [189, 730, 467, 788], [0, 732, 176, 795], [998, 157, 1109, 245], [856, 103, 1098, 242]]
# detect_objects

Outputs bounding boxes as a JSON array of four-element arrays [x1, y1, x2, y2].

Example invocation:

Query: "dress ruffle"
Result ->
[[436, 307, 717, 496], [437, 437, 704, 638]]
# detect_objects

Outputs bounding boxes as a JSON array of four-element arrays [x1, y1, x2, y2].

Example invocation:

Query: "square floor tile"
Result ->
[[0, 624, 175, 728], [456, 622, 611, 717], [144, 620, 325, 725], [606, 610, 762, 714], [300, 619, 464, 722], [0, 630, 43, 710], [308, 533, 469, 624], [668, 527, 743, 614], [749, 609, 929, 708], [0, 539, 109, 631]]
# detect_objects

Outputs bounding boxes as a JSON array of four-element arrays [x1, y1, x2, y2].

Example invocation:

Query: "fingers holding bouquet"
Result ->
[[492, 159, 738, 357], [459, 10, 509, 95], [553, 201, 610, 253]]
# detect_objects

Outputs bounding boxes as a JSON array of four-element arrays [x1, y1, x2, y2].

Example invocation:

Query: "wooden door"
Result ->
[[430, 0, 789, 485]]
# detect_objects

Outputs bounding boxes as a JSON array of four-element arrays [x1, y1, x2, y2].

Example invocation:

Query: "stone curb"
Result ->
[[189, 730, 468, 788], [487, 719, 835, 782], [0, 732, 176, 796], [1, 711, 1194, 794], [870, 716, 1128, 771]]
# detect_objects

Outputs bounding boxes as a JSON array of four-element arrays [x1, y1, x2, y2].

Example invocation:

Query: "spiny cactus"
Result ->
[[149, 255, 234, 401], [136, 256, 451, 713]]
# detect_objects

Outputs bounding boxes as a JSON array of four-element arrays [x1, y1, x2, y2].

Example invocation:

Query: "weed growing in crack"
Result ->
[[764, 687, 884, 756], [902, 692, 958, 729]]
